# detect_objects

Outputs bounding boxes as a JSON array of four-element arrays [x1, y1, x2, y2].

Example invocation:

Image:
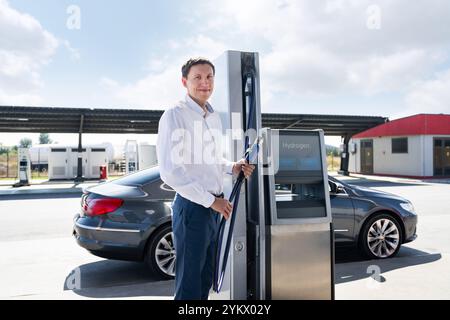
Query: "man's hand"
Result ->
[[211, 197, 233, 220], [232, 159, 256, 179]]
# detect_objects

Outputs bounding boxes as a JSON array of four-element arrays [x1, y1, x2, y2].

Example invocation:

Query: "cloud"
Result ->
[[0, 0, 58, 105], [100, 0, 450, 115], [101, 35, 228, 109], [403, 69, 450, 116], [101, 66, 184, 109], [346, 49, 443, 95], [62, 40, 80, 61]]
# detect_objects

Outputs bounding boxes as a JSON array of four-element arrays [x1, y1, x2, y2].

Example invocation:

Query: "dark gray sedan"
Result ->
[[73, 166, 417, 279]]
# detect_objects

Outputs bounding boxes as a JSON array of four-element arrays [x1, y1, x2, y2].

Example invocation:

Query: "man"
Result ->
[[156, 57, 254, 300]]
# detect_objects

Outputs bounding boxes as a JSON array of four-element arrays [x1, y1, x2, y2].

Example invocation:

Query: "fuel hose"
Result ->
[[213, 70, 260, 293]]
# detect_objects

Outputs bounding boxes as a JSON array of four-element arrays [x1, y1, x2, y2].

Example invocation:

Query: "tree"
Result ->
[[39, 133, 52, 144], [19, 138, 32, 148]]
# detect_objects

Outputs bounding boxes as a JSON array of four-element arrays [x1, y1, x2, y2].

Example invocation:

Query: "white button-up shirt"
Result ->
[[156, 94, 234, 208]]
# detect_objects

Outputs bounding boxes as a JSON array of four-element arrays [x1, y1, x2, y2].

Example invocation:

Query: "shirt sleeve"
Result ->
[[156, 109, 215, 208], [222, 158, 235, 175]]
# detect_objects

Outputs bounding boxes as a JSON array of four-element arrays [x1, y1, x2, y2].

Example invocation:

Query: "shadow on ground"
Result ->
[[335, 245, 441, 284], [64, 259, 174, 299], [63, 245, 440, 298]]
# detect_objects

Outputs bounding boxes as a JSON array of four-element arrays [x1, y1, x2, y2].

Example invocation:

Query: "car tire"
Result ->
[[359, 213, 403, 259], [145, 224, 176, 280]]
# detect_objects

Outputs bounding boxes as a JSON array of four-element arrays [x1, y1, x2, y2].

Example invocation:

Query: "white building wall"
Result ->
[[373, 136, 423, 176], [423, 136, 433, 177], [349, 134, 450, 177], [348, 139, 360, 173], [349, 136, 424, 176]]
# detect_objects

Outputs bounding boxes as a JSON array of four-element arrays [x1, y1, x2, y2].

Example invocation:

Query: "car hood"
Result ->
[[348, 184, 408, 202]]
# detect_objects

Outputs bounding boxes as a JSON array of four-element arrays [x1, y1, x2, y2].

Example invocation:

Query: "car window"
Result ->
[[112, 166, 160, 186]]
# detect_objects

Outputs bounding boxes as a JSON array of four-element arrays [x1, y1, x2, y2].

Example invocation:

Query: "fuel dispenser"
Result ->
[[124, 140, 138, 174], [262, 128, 334, 299], [210, 50, 334, 300], [14, 147, 31, 187]]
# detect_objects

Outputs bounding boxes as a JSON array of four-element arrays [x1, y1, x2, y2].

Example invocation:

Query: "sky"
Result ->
[[1, 0, 450, 148]]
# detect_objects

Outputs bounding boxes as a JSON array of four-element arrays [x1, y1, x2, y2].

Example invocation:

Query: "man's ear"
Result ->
[[181, 77, 187, 88]]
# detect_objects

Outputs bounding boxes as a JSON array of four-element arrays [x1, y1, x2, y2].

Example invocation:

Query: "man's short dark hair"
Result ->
[[181, 58, 215, 78]]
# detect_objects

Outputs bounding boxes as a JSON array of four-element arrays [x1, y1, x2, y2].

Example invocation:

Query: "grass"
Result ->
[[327, 155, 341, 171]]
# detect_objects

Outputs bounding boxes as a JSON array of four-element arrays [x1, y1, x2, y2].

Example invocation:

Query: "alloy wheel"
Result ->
[[367, 218, 400, 258], [155, 231, 176, 277]]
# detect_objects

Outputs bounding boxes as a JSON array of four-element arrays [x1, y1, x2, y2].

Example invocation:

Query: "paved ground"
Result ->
[[334, 174, 450, 299], [0, 195, 174, 299], [0, 180, 98, 197], [0, 174, 449, 299]]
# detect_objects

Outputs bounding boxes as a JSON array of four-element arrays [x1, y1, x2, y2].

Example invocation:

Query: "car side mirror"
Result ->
[[336, 185, 345, 194], [329, 181, 337, 194]]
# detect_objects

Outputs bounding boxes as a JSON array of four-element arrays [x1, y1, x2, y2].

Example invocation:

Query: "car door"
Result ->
[[329, 180, 355, 244]]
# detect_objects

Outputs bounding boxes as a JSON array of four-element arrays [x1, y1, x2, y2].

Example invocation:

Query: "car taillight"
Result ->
[[83, 197, 123, 216]]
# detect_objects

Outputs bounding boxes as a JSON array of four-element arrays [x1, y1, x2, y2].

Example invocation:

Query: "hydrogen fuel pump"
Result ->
[[14, 148, 31, 187], [210, 50, 265, 300], [210, 51, 334, 300], [262, 128, 334, 299]]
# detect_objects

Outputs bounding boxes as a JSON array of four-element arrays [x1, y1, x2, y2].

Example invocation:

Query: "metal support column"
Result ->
[[338, 134, 351, 176], [75, 114, 84, 182]]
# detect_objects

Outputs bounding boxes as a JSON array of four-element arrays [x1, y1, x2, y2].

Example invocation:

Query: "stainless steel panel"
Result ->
[[270, 224, 332, 300], [210, 50, 264, 300]]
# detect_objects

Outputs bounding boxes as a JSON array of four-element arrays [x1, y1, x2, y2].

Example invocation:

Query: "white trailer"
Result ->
[[138, 143, 157, 170], [48, 147, 70, 179], [48, 145, 108, 180], [88, 147, 108, 178], [29, 145, 50, 165]]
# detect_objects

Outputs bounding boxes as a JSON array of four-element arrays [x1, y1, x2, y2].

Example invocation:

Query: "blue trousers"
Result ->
[[171, 193, 220, 300]]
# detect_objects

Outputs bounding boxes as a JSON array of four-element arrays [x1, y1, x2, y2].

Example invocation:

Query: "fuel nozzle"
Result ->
[[245, 135, 263, 165]]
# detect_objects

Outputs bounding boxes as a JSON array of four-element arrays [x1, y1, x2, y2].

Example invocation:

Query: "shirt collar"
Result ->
[[185, 94, 214, 117]]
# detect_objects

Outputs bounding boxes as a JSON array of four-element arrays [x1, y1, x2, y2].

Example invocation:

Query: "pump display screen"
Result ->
[[276, 132, 322, 175], [275, 182, 326, 218], [272, 130, 327, 219]]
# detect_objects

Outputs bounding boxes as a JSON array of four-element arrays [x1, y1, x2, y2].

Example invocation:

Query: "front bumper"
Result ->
[[403, 214, 418, 243]]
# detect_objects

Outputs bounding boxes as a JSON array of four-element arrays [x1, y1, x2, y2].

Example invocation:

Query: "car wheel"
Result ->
[[360, 213, 403, 259], [145, 224, 176, 280]]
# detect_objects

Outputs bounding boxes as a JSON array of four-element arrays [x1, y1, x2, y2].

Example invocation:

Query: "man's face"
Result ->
[[182, 64, 214, 106]]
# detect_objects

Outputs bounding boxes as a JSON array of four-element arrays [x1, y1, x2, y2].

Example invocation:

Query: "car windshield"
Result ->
[[112, 166, 160, 186]]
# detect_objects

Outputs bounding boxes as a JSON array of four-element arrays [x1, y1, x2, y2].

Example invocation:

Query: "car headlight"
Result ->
[[400, 202, 415, 214]]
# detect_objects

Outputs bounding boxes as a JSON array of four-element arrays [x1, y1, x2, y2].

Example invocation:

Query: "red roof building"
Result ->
[[348, 114, 450, 178]]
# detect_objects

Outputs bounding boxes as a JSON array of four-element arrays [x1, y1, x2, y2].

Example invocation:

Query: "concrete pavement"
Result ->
[[1, 173, 449, 299], [0, 180, 102, 196]]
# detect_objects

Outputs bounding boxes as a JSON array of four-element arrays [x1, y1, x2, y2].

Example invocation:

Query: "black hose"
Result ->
[[213, 70, 258, 293]]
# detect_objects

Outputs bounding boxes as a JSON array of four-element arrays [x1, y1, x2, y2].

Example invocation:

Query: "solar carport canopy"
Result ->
[[0, 106, 387, 136]]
